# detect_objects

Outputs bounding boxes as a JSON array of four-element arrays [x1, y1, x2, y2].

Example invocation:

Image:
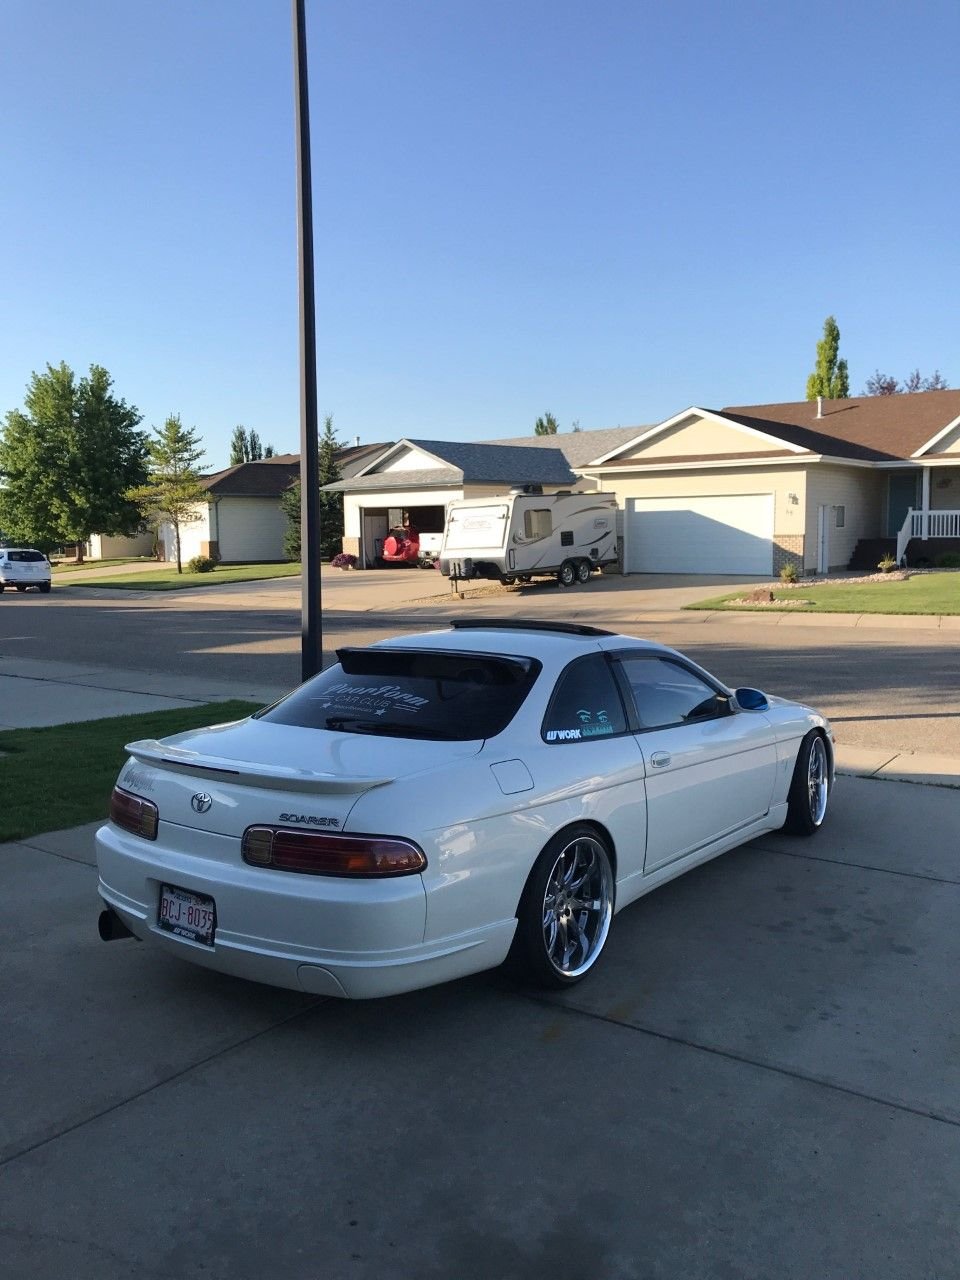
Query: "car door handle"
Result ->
[[650, 751, 671, 768]]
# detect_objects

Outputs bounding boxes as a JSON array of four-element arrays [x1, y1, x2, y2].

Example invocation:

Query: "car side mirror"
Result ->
[[734, 687, 769, 712]]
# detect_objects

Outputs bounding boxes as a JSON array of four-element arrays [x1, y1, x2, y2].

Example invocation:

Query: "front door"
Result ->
[[887, 473, 920, 538]]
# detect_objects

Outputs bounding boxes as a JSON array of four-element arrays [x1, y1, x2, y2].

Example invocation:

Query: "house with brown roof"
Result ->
[[579, 391, 960, 576], [155, 443, 387, 564]]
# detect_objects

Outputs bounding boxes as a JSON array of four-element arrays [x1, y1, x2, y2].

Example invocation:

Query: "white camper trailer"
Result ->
[[439, 489, 618, 586]]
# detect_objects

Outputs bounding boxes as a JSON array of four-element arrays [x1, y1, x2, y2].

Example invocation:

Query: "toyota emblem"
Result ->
[[191, 792, 213, 814]]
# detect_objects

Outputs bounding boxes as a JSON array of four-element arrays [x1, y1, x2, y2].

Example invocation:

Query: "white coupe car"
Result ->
[[96, 620, 833, 998]]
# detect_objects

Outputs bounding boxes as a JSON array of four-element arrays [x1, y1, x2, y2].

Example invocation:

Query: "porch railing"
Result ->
[[896, 508, 960, 565]]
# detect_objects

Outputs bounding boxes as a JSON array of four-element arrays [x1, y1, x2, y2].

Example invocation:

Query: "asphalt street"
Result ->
[[2, 569, 959, 755]]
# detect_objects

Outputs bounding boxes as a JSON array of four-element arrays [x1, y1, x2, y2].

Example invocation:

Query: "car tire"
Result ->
[[39, 583, 51, 594], [513, 825, 615, 989], [499, 574, 516, 586], [783, 731, 830, 836], [557, 560, 577, 588], [576, 559, 592, 584]]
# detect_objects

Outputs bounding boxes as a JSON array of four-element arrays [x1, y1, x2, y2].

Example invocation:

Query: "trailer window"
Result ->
[[523, 509, 552, 539]]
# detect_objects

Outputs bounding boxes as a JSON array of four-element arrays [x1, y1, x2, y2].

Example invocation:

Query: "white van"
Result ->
[[439, 490, 618, 586]]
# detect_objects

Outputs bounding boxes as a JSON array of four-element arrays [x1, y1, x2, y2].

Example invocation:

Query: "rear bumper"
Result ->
[[96, 823, 515, 999]]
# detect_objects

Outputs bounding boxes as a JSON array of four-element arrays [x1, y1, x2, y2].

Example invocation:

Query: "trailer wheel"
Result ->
[[557, 560, 577, 588], [576, 560, 592, 584]]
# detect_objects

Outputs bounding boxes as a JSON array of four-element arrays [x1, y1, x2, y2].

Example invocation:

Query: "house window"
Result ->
[[835, 505, 845, 528]]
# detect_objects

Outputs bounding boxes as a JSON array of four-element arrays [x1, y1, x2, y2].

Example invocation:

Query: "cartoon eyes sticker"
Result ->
[[576, 708, 610, 724]]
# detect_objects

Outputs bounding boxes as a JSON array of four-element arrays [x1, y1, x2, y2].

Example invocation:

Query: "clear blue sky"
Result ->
[[3, 0, 958, 470]]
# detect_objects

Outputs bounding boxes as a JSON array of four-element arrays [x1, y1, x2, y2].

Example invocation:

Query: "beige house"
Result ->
[[580, 392, 960, 575]]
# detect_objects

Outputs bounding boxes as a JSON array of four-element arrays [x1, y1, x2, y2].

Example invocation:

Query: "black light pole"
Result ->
[[293, 0, 322, 681]]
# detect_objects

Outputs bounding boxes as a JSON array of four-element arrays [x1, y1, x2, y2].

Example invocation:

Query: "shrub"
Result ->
[[877, 554, 898, 574], [187, 555, 218, 574], [331, 552, 358, 569], [937, 553, 960, 568], [779, 562, 799, 583]]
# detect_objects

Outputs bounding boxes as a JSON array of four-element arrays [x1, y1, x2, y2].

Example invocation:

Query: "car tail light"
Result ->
[[241, 827, 426, 877], [110, 787, 159, 840]]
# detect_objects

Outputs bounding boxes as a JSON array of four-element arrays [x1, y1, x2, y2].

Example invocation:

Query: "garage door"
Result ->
[[626, 494, 774, 575]]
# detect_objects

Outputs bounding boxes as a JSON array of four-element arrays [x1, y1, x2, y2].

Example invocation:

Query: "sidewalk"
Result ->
[[2, 654, 958, 788]]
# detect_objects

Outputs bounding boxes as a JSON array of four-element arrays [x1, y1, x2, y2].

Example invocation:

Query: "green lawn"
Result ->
[[687, 572, 960, 615], [0, 701, 262, 843], [65, 562, 302, 590], [52, 557, 155, 573]]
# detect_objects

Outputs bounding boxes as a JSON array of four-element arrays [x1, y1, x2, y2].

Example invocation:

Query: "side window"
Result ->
[[523, 508, 552, 539], [542, 655, 628, 743], [617, 655, 730, 730]]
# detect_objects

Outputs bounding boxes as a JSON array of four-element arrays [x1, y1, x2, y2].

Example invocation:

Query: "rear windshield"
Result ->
[[259, 647, 541, 740], [6, 550, 46, 562]]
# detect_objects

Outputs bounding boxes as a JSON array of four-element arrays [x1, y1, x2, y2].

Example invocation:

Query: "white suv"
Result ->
[[0, 548, 52, 593]]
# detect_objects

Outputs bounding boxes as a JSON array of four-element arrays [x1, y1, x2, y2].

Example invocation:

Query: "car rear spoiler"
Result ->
[[124, 739, 393, 795]]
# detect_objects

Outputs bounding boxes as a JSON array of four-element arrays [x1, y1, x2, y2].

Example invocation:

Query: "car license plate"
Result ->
[[158, 884, 216, 946]]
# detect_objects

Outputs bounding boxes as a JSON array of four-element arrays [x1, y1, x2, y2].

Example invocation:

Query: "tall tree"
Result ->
[[805, 316, 850, 400], [0, 362, 147, 559], [129, 415, 207, 574], [318, 414, 344, 559], [228, 425, 275, 466], [534, 412, 559, 435], [281, 414, 343, 562], [229, 425, 250, 465]]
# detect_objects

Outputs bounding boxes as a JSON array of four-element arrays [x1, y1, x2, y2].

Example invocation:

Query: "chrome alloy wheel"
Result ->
[[807, 734, 829, 826], [541, 835, 614, 979]]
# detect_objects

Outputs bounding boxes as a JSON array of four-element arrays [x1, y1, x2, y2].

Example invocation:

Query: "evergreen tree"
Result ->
[[318, 415, 344, 559], [281, 414, 344, 562], [534, 411, 559, 435], [281, 479, 301, 561], [0, 362, 147, 558], [805, 316, 850, 400], [129, 415, 207, 574]]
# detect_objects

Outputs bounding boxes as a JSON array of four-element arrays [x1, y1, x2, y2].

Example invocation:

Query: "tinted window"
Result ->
[[617, 655, 730, 729], [260, 647, 541, 740], [542, 655, 628, 743], [8, 550, 46, 562]]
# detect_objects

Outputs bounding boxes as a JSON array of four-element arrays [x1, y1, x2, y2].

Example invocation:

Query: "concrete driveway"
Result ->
[[2, 774, 958, 1279]]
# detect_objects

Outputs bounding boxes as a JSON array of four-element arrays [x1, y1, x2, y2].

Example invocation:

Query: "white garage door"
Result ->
[[626, 494, 774, 575]]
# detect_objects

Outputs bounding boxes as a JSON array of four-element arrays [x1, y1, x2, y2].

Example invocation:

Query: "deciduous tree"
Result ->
[[229, 425, 275, 465], [862, 368, 950, 395], [129, 415, 207, 574], [805, 316, 849, 400], [0, 362, 147, 559]]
